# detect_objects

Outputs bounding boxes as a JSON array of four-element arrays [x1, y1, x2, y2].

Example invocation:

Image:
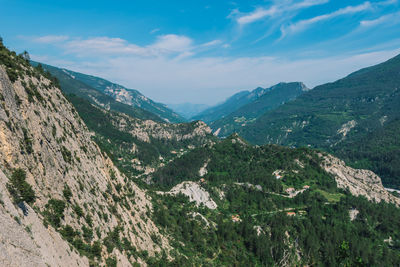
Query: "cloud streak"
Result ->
[[234, 0, 329, 26], [280, 2, 372, 39], [360, 11, 400, 27]]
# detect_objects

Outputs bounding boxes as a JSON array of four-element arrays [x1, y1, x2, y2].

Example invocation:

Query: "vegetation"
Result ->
[[6, 168, 36, 204], [149, 137, 400, 266], [239, 54, 400, 188], [43, 198, 66, 228], [66, 94, 213, 180], [210, 82, 306, 137]]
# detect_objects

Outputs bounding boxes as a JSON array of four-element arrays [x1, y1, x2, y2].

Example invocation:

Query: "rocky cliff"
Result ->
[[0, 47, 168, 265], [321, 154, 400, 205]]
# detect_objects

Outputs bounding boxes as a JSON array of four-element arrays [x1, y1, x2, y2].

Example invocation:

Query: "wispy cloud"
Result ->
[[360, 11, 400, 27], [150, 28, 160, 34], [200, 39, 223, 47], [28, 34, 225, 60], [233, 0, 329, 26], [32, 35, 69, 43], [280, 2, 372, 39], [237, 7, 279, 25]]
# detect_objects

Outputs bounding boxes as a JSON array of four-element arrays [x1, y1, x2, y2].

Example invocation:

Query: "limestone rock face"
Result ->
[[160, 181, 217, 209], [0, 169, 88, 267], [321, 154, 400, 205], [111, 111, 212, 143], [0, 62, 169, 265]]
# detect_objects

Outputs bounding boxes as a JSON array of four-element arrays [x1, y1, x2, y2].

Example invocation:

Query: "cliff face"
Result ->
[[321, 154, 400, 205], [0, 169, 88, 267], [0, 56, 168, 265]]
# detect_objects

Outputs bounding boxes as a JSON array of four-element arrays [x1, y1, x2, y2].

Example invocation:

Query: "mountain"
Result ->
[[3, 42, 400, 266], [240, 54, 400, 188], [30, 61, 162, 122], [167, 102, 209, 119], [210, 82, 308, 137], [191, 83, 307, 124], [0, 43, 169, 265], [191, 89, 260, 123], [67, 94, 215, 180], [57, 67, 185, 123]]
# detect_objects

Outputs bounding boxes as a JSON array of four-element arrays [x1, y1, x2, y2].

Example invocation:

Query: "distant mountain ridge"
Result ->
[[191, 82, 307, 124], [32, 61, 162, 122], [62, 68, 186, 123], [33, 62, 185, 123], [167, 102, 209, 119], [210, 82, 308, 136]]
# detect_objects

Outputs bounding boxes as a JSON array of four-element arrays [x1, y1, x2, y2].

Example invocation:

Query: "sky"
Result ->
[[1, 0, 400, 105]]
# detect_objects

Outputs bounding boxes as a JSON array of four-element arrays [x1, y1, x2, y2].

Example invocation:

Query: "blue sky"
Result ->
[[1, 0, 400, 104]]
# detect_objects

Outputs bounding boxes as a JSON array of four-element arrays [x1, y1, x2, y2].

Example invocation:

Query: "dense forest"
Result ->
[[147, 137, 400, 266]]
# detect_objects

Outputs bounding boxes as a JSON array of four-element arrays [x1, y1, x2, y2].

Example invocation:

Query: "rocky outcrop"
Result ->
[[0, 59, 169, 265], [321, 154, 400, 205], [111, 111, 213, 143], [159, 181, 217, 209]]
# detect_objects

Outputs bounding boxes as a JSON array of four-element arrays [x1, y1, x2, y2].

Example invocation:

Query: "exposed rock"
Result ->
[[167, 181, 217, 209], [198, 160, 209, 177], [0, 169, 88, 267], [0, 63, 170, 265], [337, 120, 357, 137], [321, 154, 400, 205], [349, 209, 359, 221]]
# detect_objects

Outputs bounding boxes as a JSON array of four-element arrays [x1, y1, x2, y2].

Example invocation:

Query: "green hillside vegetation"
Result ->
[[334, 118, 400, 189], [67, 94, 214, 180], [147, 136, 400, 266], [240, 54, 400, 188], [211, 82, 307, 137]]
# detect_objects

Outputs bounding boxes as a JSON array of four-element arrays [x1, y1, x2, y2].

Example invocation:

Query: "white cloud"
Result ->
[[37, 35, 195, 58], [39, 45, 400, 104], [281, 2, 372, 38], [360, 11, 400, 27], [234, 0, 329, 26], [201, 40, 223, 47], [65, 37, 149, 56], [149, 34, 193, 54], [33, 35, 69, 43], [237, 7, 278, 25]]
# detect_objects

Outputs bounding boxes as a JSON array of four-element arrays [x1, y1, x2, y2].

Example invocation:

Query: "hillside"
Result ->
[[55, 66, 185, 123], [192, 82, 307, 124], [191, 88, 266, 123], [3, 41, 400, 266], [31, 61, 162, 122], [67, 94, 215, 181], [211, 82, 308, 137], [240, 54, 400, 187], [144, 135, 400, 266], [0, 41, 169, 266]]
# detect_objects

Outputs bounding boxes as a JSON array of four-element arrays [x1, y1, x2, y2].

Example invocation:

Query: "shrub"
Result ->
[[43, 198, 66, 228], [6, 168, 35, 204], [62, 184, 73, 202]]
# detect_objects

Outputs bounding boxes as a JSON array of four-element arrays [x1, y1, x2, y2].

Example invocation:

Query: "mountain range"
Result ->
[[239, 54, 400, 188], [1, 40, 400, 266], [33, 62, 185, 123]]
